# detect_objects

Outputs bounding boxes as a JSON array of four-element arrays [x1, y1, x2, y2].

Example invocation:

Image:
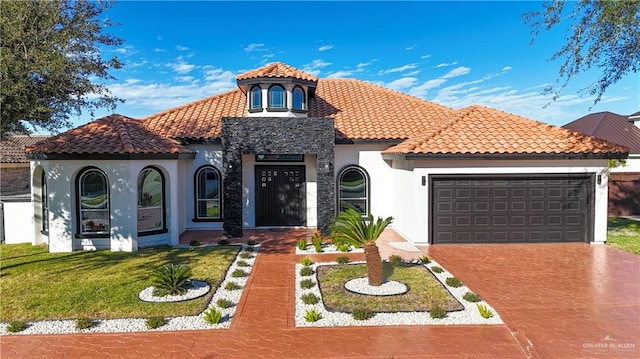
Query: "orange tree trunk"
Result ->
[[363, 242, 384, 286]]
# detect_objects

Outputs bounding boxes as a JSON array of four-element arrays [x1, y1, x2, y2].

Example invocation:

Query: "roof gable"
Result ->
[[563, 111, 640, 153], [236, 62, 318, 83], [1, 135, 49, 163]]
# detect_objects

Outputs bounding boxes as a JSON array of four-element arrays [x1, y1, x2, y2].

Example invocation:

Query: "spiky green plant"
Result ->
[[330, 208, 393, 286], [297, 238, 308, 250], [477, 303, 494, 318], [304, 309, 321, 322], [146, 316, 165, 329], [151, 264, 193, 296], [203, 307, 223, 324], [300, 257, 313, 266]]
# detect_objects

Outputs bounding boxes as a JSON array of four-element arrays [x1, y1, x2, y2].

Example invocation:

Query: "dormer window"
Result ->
[[268, 85, 285, 109], [250, 86, 262, 110], [292, 86, 305, 111]]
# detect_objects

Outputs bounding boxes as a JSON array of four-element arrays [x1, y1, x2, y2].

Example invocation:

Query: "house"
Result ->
[[564, 111, 640, 215], [1, 135, 49, 244], [24, 62, 628, 252]]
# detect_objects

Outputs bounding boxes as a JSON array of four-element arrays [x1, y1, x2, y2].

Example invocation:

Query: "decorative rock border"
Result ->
[[295, 259, 503, 327], [0, 244, 259, 335], [344, 277, 408, 296], [139, 280, 211, 303], [295, 244, 364, 255]]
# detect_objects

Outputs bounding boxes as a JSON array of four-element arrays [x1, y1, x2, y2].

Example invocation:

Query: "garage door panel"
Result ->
[[431, 175, 593, 244]]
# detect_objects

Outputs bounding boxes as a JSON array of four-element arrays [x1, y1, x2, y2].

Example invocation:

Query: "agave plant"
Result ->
[[151, 263, 193, 296], [330, 208, 393, 286]]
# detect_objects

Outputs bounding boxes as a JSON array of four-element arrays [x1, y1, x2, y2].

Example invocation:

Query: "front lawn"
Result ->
[[0, 244, 239, 322], [607, 217, 640, 255], [317, 262, 463, 312]]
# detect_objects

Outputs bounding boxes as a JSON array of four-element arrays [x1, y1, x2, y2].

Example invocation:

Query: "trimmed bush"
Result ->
[[430, 266, 444, 273], [218, 239, 230, 245], [388, 255, 403, 267], [203, 307, 223, 324], [463, 292, 481, 302], [231, 269, 248, 278], [300, 266, 315, 276], [419, 255, 431, 264], [216, 298, 234, 309], [337, 243, 351, 252], [300, 278, 315, 289], [247, 239, 259, 246], [352, 308, 375, 320], [225, 282, 241, 291], [336, 255, 349, 264], [236, 260, 250, 267], [445, 277, 462, 288], [75, 318, 93, 330], [146, 316, 165, 329], [301, 293, 318, 305], [239, 252, 254, 259], [151, 264, 193, 296], [6, 321, 28, 333], [300, 257, 314, 266], [429, 304, 446, 319], [297, 239, 307, 250], [304, 309, 321, 322], [477, 303, 494, 318]]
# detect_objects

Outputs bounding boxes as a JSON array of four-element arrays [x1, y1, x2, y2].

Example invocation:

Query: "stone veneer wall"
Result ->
[[221, 117, 335, 237]]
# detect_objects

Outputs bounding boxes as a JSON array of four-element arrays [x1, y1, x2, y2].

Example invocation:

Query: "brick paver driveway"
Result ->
[[1, 230, 638, 358]]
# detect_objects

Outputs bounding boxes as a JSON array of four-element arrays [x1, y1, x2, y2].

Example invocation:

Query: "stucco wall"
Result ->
[[1, 201, 34, 244], [183, 144, 224, 230]]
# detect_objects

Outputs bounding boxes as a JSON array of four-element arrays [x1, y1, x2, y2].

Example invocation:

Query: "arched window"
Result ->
[[41, 171, 49, 233], [337, 166, 369, 215], [250, 85, 262, 110], [138, 167, 165, 233], [292, 86, 305, 110], [268, 84, 285, 108], [77, 168, 109, 236], [195, 166, 222, 220]]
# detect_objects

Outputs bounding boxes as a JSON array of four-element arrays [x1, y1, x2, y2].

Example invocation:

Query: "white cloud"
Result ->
[[378, 64, 418, 75], [172, 61, 195, 74], [176, 45, 189, 51], [434, 61, 458, 68], [408, 79, 447, 98], [244, 43, 266, 52], [502, 66, 513, 72], [406, 46, 414, 50], [303, 59, 332, 75], [357, 62, 372, 68], [386, 77, 418, 91], [153, 48, 165, 53], [420, 54, 431, 59], [204, 68, 235, 82], [327, 70, 355, 79], [175, 76, 197, 83], [318, 45, 334, 52], [441, 66, 471, 79], [404, 70, 421, 76]]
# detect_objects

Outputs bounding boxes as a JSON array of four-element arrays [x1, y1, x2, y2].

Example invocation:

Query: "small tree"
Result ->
[[330, 209, 393, 286]]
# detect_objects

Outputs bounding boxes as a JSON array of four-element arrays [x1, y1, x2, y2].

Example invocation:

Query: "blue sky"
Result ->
[[73, 1, 638, 130]]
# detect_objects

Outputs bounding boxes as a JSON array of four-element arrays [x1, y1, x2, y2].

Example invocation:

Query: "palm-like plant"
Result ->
[[330, 208, 393, 286], [151, 263, 193, 296]]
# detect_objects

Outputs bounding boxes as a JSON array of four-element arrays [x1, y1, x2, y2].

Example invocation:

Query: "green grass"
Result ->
[[0, 244, 239, 322], [317, 263, 463, 313], [607, 217, 640, 255]]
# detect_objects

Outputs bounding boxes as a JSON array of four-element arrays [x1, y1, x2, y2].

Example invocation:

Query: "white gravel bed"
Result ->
[[295, 259, 503, 327], [344, 278, 408, 295], [295, 244, 363, 255], [139, 280, 210, 302], [0, 244, 259, 335], [387, 241, 421, 252]]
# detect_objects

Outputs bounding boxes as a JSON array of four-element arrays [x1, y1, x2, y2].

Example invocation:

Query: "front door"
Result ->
[[256, 165, 306, 226]]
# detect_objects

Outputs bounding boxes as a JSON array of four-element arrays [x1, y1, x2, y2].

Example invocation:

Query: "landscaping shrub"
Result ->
[[419, 255, 430, 264], [301, 293, 318, 305], [231, 269, 248, 278], [297, 239, 307, 250], [300, 257, 314, 266], [203, 307, 223, 324], [247, 239, 259, 246], [217, 239, 230, 245], [146, 316, 165, 329], [75, 318, 93, 330], [299, 266, 314, 276], [388, 255, 403, 267], [6, 321, 28, 333], [445, 277, 462, 288], [336, 255, 349, 264], [429, 304, 446, 319], [216, 298, 234, 309], [304, 309, 321, 322], [477, 303, 493, 318], [225, 282, 241, 291], [337, 243, 351, 252], [239, 252, 253, 259], [189, 240, 200, 246], [352, 308, 375, 320], [463, 292, 481, 302], [300, 278, 315, 289], [312, 231, 323, 253], [236, 260, 249, 267], [430, 266, 444, 273], [151, 263, 193, 296]]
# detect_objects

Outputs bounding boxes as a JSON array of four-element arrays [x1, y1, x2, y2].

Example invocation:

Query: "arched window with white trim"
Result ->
[[292, 86, 305, 110], [268, 84, 285, 109], [250, 85, 262, 110], [337, 166, 370, 215], [138, 167, 165, 233], [195, 166, 222, 220], [77, 168, 109, 236]]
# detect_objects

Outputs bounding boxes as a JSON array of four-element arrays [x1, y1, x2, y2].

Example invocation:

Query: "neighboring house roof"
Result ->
[[25, 114, 195, 159], [236, 62, 318, 83], [563, 111, 640, 154], [382, 106, 629, 158], [1, 135, 49, 163], [143, 77, 456, 142]]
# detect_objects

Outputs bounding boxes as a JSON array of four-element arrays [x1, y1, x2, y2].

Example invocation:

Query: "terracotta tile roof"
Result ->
[[236, 62, 318, 83], [25, 114, 195, 157], [383, 106, 629, 157], [563, 111, 640, 154], [142, 78, 457, 141], [1, 135, 49, 163]]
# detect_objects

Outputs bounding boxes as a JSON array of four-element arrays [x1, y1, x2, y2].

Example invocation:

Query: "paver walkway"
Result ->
[[1, 230, 638, 358]]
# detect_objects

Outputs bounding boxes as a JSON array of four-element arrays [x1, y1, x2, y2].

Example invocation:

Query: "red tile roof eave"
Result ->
[[25, 152, 196, 161], [380, 151, 630, 160]]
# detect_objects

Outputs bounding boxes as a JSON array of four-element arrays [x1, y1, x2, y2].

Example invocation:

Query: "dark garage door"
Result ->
[[431, 175, 594, 244]]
